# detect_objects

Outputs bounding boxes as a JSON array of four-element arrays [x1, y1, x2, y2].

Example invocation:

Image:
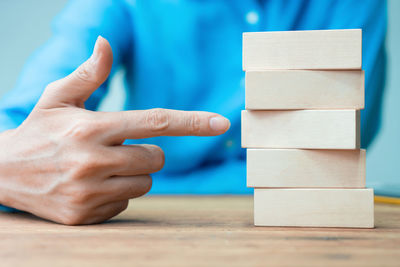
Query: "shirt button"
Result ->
[[225, 139, 234, 148], [246, 11, 259, 25]]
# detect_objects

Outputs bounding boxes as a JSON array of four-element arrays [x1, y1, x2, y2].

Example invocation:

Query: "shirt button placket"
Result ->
[[246, 11, 260, 25]]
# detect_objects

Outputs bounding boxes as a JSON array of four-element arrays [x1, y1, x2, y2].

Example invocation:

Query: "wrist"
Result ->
[[0, 129, 17, 208]]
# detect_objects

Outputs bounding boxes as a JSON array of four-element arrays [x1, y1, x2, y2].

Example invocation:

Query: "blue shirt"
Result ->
[[0, 0, 387, 204]]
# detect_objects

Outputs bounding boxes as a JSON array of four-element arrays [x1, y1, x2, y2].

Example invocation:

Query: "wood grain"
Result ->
[[243, 29, 362, 70], [254, 189, 374, 228], [245, 70, 365, 109], [241, 110, 360, 149], [0, 196, 399, 266], [247, 149, 366, 188]]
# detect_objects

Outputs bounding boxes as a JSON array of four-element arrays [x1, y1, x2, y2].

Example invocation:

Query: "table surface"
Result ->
[[1, 196, 399, 267]]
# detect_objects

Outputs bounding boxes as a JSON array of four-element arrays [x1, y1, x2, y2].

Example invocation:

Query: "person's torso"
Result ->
[[121, 0, 384, 174]]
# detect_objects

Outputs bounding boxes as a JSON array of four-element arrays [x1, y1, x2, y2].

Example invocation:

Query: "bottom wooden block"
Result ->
[[254, 188, 374, 228]]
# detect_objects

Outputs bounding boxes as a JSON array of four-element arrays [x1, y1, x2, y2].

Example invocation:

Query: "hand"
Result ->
[[0, 36, 230, 225]]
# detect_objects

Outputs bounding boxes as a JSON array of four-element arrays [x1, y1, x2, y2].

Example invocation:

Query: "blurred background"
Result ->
[[0, 0, 398, 196]]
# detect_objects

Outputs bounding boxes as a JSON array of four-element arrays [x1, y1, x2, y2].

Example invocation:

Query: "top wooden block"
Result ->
[[243, 29, 362, 70]]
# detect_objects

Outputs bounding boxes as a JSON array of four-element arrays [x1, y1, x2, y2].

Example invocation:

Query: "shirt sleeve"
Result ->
[[0, 0, 133, 132]]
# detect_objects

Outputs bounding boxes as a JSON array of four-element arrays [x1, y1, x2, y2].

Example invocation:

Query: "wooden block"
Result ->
[[245, 70, 364, 109], [243, 29, 362, 70], [241, 110, 360, 149], [247, 149, 366, 188], [254, 188, 374, 228]]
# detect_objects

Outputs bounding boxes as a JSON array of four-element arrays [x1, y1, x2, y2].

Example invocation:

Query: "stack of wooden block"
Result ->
[[241, 29, 374, 228]]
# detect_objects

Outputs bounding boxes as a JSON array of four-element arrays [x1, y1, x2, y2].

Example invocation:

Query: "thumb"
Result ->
[[37, 36, 113, 109]]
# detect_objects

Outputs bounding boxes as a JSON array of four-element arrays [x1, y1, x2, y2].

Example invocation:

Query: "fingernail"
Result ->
[[209, 116, 230, 133], [91, 36, 103, 62]]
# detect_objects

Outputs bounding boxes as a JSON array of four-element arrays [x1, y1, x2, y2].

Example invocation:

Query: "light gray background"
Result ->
[[0, 0, 398, 195]]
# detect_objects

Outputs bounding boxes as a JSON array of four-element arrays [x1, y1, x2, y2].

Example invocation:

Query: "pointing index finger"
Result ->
[[102, 108, 230, 142]]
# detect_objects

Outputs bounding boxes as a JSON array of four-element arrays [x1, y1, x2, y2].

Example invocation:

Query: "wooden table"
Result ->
[[1, 196, 399, 266]]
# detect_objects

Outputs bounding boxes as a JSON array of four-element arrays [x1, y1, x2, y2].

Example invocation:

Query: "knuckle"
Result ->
[[109, 152, 130, 172], [75, 62, 96, 83], [68, 121, 90, 139], [69, 191, 90, 206], [65, 184, 94, 206], [70, 153, 104, 179], [128, 175, 152, 197], [65, 117, 98, 140], [45, 81, 60, 92], [185, 112, 201, 134], [59, 194, 92, 225], [81, 157, 101, 174], [145, 108, 169, 132], [60, 209, 87, 226], [113, 152, 128, 168]]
